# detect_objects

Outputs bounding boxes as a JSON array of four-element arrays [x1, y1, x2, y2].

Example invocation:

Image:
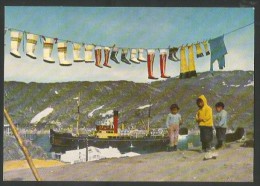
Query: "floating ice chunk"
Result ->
[[122, 152, 140, 157], [30, 107, 54, 124]]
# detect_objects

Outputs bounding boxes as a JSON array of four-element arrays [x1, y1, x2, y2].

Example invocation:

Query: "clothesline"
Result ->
[[224, 22, 254, 36], [5, 22, 249, 81], [4, 21, 254, 50]]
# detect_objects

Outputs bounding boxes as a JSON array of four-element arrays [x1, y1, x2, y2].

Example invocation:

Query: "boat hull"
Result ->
[[49, 127, 245, 153], [50, 129, 169, 153]]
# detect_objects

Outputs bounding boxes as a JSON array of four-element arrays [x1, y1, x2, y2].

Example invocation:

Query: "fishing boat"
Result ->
[[50, 94, 188, 153]]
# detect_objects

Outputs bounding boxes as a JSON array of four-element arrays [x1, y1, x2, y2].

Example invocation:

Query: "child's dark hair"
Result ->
[[215, 102, 225, 108], [170, 104, 180, 110], [196, 98, 203, 104]]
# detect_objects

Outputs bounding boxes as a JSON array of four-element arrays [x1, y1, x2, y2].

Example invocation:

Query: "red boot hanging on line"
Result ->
[[160, 49, 170, 78], [147, 49, 158, 80], [103, 47, 111, 68], [95, 46, 103, 68]]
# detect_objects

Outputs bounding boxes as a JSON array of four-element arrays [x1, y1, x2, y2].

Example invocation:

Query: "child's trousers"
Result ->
[[199, 126, 213, 150], [215, 127, 227, 148], [168, 124, 179, 146]]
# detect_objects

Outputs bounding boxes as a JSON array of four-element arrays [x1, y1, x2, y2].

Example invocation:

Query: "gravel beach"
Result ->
[[3, 142, 253, 182]]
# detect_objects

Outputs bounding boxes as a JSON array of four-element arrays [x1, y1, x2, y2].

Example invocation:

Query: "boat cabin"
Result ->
[[95, 110, 119, 139]]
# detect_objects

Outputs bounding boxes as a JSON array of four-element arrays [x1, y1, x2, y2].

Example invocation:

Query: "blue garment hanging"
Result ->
[[208, 35, 227, 73]]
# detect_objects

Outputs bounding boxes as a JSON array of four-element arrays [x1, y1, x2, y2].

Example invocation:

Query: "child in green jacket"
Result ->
[[214, 102, 228, 149]]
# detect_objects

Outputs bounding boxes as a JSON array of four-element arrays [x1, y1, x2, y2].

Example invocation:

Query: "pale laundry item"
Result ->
[[130, 49, 140, 64], [58, 42, 72, 66], [137, 48, 146, 62], [73, 43, 84, 62], [43, 37, 55, 63], [26, 33, 38, 59], [10, 31, 23, 58], [85, 44, 94, 63]]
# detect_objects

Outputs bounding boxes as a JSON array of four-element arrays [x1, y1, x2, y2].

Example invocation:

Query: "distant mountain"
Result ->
[[4, 70, 254, 133]]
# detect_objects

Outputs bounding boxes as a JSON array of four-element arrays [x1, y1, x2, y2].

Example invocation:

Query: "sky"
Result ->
[[4, 7, 254, 83]]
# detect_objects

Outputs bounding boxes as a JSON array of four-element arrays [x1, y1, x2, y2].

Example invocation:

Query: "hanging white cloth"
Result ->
[[10, 31, 23, 58], [73, 43, 84, 62], [85, 44, 94, 63], [26, 33, 38, 59], [130, 49, 140, 64], [138, 48, 146, 62], [43, 37, 55, 63], [57, 42, 72, 66]]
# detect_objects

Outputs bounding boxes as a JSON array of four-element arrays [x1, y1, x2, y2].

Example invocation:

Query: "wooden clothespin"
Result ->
[[53, 38, 58, 44], [41, 35, 46, 41]]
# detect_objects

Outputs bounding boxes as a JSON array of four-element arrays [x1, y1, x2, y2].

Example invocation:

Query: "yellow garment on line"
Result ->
[[73, 43, 81, 50], [202, 41, 210, 55], [196, 95, 213, 127], [180, 46, 188, 74], [195, 43, 203, 57], [188, 44, 196, 72]]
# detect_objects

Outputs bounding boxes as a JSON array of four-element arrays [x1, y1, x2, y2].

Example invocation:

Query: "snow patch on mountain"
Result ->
[[244, 80, 254, 87], [137, 104, 152, 109], [230, 85, 240, 87], [30, 107, 54, 124], [100, 110, 113, 117], [88, 105, 104, 117]]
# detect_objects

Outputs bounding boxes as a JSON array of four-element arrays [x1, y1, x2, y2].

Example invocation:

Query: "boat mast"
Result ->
[[147, 83, 152, 136], [76, 92, 80, 136]]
